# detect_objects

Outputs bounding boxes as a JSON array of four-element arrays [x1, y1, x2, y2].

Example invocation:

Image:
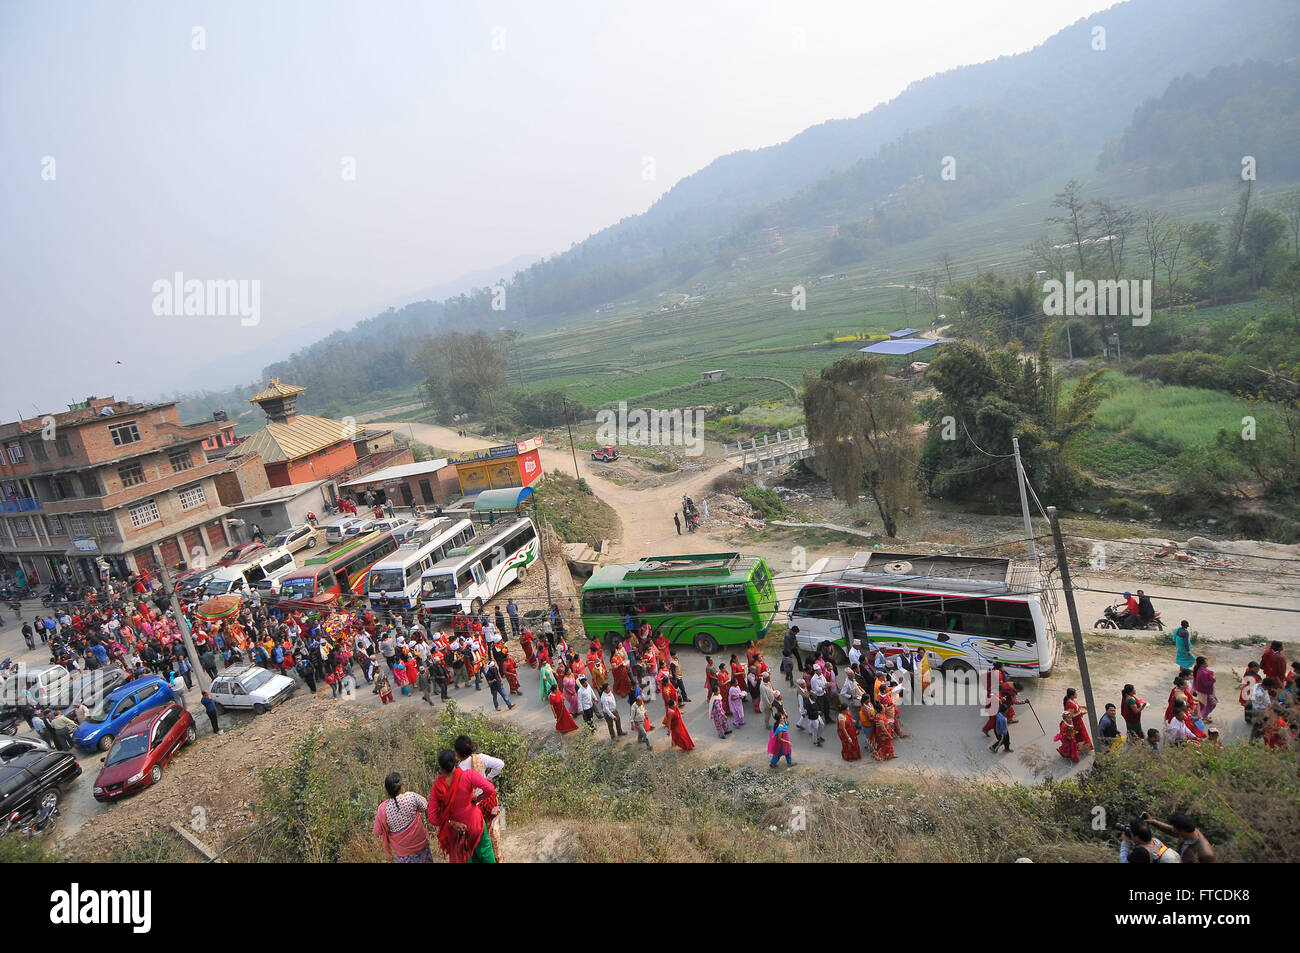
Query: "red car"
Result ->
[[91, 702, 196, 802]]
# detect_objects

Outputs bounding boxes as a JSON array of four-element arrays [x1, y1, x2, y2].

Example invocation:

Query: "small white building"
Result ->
[[702, 369, 726, 381]]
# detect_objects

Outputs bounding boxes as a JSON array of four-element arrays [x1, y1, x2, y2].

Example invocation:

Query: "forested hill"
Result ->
[[178, 0, 1299, 418], [1099, 60, 1300, 190]]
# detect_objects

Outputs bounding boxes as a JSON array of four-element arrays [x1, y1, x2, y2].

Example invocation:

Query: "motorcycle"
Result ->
[[1094, 602, 1164, 631], [3, 802, 59, 839]]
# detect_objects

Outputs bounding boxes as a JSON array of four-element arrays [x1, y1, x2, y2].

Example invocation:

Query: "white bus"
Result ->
[[419, 517, 539, 615], [364, 517, 475, 611], [788, 551, 1058, 678]]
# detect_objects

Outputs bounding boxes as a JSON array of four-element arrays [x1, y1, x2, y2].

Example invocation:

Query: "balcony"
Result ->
[[1, 496, 41, 513]]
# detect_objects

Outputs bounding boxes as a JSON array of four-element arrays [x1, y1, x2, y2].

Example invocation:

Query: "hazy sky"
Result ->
[[1, 0, 1117, 412]]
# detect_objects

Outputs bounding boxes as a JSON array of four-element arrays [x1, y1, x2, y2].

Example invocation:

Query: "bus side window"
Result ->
[[862, 590, 901, 626]]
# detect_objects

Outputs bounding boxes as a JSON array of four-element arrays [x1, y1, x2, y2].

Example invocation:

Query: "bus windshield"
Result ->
[[421, 573, 457, 599], [278, 576, 317, 601], [368, 568, 407, 592]]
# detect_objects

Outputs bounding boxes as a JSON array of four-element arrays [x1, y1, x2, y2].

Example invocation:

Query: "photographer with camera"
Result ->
[[1117, 817, 1181, 863], [1142, 812, 1215, 863]]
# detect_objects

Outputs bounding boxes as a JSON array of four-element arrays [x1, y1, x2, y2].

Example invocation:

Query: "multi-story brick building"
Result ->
[[0, 396, 237, 588]]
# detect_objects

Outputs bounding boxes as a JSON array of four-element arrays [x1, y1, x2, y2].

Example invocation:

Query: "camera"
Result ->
[[1114, 823, 1130, 834]]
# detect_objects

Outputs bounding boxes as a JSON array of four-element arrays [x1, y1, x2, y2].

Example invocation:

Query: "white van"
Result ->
[[0, 664, 74, 708], [203, 547, 296, 599]]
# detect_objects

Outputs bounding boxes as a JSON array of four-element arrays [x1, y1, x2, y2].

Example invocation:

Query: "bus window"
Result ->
[[988, 600, 1036, 643], [658, 586, 690, 613], [862, 589, 901, 625], [631, 587, 661, 613], [792, 584, 835, 619], [751, 562, 772, 595], [717, 584, 748, 611], [942, 598, 988, 635]]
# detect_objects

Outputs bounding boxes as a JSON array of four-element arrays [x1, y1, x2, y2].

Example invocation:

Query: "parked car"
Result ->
[[214, 541, 265, 567], [591, 445, 619, 461], [91, 703, 195, 802], [0, 664, 73, 708], [343, 519, 376, 538], [367, 518, 411, 536], [208, 665, 295, 715], [325, 517, 362, 544], [178, 567, 219, 599], [73, 676, 176, 753], [0, 749, 81, 820], [60, 669, 129, 722], [0, 737, 50, 763], [267, 524, 319, 553]]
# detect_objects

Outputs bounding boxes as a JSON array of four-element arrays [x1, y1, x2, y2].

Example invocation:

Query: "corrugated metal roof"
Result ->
[[339, 458, 451, 488], [228, 415, 352, 464], [858, 338, 951, 356]]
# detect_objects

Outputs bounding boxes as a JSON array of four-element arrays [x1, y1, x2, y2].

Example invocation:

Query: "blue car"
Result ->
[[73, 676, 176, 753]]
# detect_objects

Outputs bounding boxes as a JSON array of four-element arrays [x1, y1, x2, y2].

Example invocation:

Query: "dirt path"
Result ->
[[378, 421, 740, 561]]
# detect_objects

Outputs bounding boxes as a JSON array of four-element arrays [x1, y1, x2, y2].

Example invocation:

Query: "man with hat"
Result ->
[[577, 674, 597, 730]]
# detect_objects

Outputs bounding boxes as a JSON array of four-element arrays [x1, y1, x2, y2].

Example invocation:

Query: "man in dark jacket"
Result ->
[[783, 625, 803, 670]]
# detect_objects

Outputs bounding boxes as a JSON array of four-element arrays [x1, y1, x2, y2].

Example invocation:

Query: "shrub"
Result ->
[[711, 471, 749, 494], [738, 486, 787, 520]]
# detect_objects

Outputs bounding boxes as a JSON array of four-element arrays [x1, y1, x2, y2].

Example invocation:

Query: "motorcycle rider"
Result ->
[[1123, 591, 1140, 619], [1137, 590, 1156, 625]]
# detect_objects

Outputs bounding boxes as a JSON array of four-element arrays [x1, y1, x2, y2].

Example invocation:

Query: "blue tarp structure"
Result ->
[[858, 338, 951, 356], [472, 486, 535, 510], [888, 327, 921, 338]]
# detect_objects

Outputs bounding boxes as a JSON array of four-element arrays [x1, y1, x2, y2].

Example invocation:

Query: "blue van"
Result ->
[[73, 675, 176, 752]]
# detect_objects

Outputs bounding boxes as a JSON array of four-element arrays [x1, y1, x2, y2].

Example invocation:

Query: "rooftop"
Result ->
[[228, 415, 355, 464]]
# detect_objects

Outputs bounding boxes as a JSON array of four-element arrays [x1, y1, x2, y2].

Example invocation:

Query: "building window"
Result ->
[[0, 521, 9, 545], [128, 499, 160, 528], [11, 518, 35, 538], [177, 484, 206, 511], [119, 462, 146, 487], [80, 473, 101, 497], [108, 422, 141, 447], [6, 443, 24, 464], [44, 515, 65, 537], [51, 476, 73, 500], [93, 514, 117, 538], [55, 435, 71, 457], [29, 439, 47, 462], [168, 449, 193, 472], [69, 515, 90, 537]]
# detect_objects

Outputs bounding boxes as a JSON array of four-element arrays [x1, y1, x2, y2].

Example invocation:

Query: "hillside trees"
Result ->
[[802, 356, 919, 537]]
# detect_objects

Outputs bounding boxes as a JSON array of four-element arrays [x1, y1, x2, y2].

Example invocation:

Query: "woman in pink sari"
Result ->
[[561, 672, 579, 716], [1192, 657, 1217, 721]]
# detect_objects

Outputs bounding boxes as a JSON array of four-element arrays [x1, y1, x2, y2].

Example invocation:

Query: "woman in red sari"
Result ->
[[501, 655, 522, 695], [520, 629, 536, 667], [549, 687, 579, 734], [837, 707, 861, 761], [611, 649, 632, 697], [664, 692, 694, 751], [660, 679, 679, 730], [1057, 709, 1080, 762], [428, 751, 497, 863], [1064, 687, 1092, 753], [1163, 676, 1187, 724]]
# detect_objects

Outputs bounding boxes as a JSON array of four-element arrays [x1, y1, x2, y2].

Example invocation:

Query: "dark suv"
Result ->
[[0, 749, 82, 820]]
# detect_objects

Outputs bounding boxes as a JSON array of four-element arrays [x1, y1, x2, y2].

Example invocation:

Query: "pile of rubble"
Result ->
[[698, 493, 769, 531]]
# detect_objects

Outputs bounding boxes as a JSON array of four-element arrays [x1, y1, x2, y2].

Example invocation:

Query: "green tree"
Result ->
[[1242, 207, 1287, 290], [803, 356, 919, 537]]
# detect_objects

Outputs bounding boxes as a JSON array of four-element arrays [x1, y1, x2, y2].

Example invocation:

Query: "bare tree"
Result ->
[[1277, 188, 1300, 263], [1157, 220, 1188, 304], [1140, 210, 1172, 303], [938, 252, 955, 288], [1226, 179, 1253, 271], [1050, 179, 1095, 276], [1091, 200, 1137, 283]]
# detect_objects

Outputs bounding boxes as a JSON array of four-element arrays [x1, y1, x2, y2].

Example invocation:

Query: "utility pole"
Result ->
[[560, 395, 580, 482], [160, 559, 210, 695], [1047, 506, 1099, 747], [1012, 438, 1037, 564]]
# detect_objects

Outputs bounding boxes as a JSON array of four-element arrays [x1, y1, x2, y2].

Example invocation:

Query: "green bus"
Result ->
[[580, 552, 779, 654]]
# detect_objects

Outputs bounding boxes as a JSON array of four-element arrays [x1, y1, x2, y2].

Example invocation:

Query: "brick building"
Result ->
[[227, 380, 397, 488], [0, 396, 237, 587]]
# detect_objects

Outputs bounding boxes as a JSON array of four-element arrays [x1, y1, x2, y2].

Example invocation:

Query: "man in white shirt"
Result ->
[[847, 640, 862, 668], [576, 675, 597, 730], [1164, 701, 1196, 746], [599, 683, 626, 738]]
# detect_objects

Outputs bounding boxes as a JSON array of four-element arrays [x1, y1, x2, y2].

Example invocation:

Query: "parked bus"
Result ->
[[787, 551, 1058, 678], [365, 517, 476, 611], [272, 530, 399, 612], [579, 552, 779, 655], [419, 517, 538, 615]]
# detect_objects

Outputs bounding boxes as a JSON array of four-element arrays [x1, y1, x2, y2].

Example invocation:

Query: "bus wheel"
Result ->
[[515, 566, 526, 583], [693, 633, 719, 655], [471, 598, 484, 615], [941, 658, 974, 675], [604, 632, 622, 652]]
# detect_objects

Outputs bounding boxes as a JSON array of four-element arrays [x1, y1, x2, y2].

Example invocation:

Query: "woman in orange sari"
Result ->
[[428, 750, 497, 863], [549, 687, 579, 734], [1064, 687, 1092, 753], [837, 706, 861, 761], [859, 700, 877, 756], [660, 679, 679, 730], [873, 703, 896, 760], [611, 648, 632, 697]]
